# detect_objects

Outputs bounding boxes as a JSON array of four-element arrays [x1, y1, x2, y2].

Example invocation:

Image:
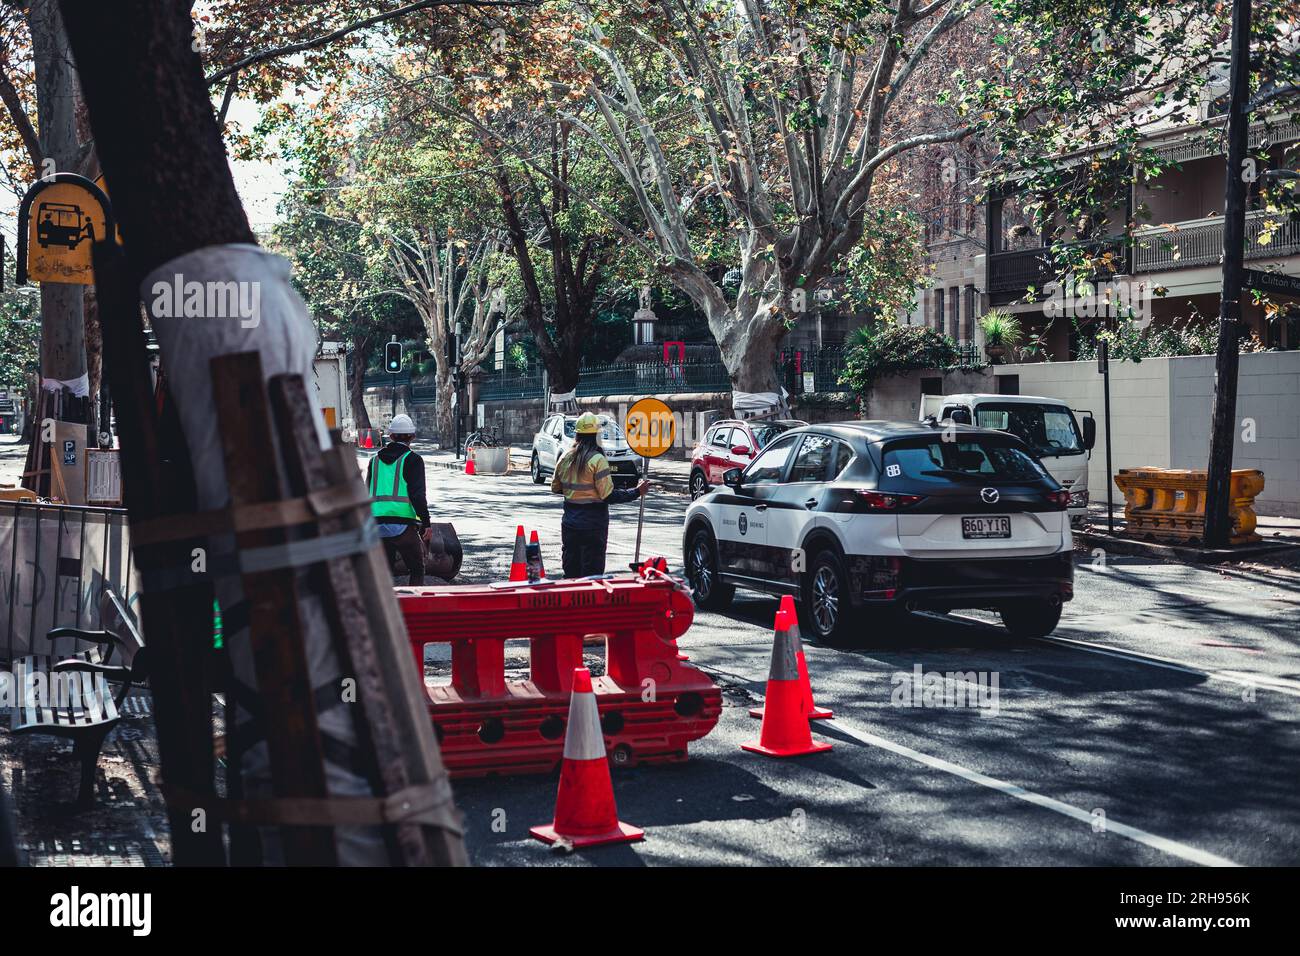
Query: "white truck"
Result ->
[[313, 341, 355, 442], [920, 393, 1097, 527]]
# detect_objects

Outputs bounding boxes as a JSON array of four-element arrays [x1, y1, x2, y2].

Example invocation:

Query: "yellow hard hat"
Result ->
[[575, 412, 601, 434]]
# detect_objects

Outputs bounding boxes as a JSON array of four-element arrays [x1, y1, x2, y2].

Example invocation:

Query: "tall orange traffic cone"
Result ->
[[741, 600, 833, 758], [464, 448, 476, 475], [750, 595, 832, 720], [528, 529, 546, 580], [531, 667, 644, 848], [508, 525, 528, 581]]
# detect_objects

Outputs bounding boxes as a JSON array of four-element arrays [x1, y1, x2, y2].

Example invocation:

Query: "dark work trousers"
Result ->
[[382, 525, 426, 586], [561, 523, 609, 578]]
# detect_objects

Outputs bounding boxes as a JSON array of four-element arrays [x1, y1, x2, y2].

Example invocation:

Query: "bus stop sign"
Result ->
[[17, 173, 114, 285]]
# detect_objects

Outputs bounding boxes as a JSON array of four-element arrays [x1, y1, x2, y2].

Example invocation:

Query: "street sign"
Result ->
[[1244, 268, 1300, 298], [17, 174, 113, 285], [1097, 339, 1109, 374], [624, 397, 676, 458]]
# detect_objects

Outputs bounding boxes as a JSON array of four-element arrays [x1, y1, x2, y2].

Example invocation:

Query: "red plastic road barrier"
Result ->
[[398, 575, 721, 778]]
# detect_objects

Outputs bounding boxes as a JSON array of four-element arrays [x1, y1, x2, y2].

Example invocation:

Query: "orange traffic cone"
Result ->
[[528, 529, 546, 580], [464, 448, 476, 475], [741, 600, 833, 758], [361, 431, 373, 449], [531, 667, 644, 848], [508, 525, 528, 581], [750, 595, 832, 720]]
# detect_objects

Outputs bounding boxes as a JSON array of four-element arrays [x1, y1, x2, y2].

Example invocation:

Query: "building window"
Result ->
[[949, 286, 960, 340], [997, 375, 1020, 395], [933, 288, 945, 331], [963, 286, 977, 341]]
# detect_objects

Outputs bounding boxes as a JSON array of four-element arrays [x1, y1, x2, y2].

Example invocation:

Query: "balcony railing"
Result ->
[[987, 239, 1126, 296], [1133, 210, 1300, 273]]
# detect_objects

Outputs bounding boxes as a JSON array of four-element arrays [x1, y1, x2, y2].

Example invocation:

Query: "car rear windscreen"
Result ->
[[881, 437, 1050, 483]]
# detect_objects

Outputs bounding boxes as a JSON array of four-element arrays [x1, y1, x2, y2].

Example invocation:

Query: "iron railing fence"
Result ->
[[373, 343, 982, 406]]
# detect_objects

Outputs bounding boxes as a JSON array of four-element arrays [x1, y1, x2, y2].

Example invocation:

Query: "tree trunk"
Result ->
[[717, 302, 785, 395], [60, 0, 465, 867], [434, 363, 455, 446], [349, 333, 373, 433], [29, 0, 87, 422]]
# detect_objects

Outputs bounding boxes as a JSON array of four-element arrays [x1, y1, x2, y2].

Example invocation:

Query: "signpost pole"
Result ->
[[624, 398, 675, 569], [634, 457, 648, 564], [1100, 339, 1114, 535]]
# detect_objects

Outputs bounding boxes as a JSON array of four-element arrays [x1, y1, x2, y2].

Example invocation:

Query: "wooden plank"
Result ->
[[320, 436, 468, 866], [211, 352, 336, 866], [270, 376, 465, 866]]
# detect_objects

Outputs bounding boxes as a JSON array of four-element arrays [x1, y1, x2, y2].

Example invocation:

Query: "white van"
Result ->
[[920, 393, 1096, 527]]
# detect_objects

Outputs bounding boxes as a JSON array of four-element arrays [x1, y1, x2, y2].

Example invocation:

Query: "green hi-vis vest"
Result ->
[[369, 450, 419, 521]]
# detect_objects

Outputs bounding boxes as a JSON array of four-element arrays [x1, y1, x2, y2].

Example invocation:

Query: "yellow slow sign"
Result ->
[[624, 397, 677, 458]]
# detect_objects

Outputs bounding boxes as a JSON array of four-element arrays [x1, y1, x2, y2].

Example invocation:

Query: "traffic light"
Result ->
[[385, 340, 403, 373]]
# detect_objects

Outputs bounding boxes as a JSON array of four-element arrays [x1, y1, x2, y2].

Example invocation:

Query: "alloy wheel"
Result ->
[[812, 565, 839, 634]]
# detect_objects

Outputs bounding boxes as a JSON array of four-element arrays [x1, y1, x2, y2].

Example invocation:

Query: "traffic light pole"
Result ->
[[386, 334, 401, 423]]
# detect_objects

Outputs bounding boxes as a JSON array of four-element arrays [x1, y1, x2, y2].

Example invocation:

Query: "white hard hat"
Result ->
[[388, 414, 416, 435]]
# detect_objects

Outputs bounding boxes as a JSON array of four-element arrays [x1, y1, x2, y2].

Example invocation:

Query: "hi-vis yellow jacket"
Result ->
[[551, 450, 614, 504]]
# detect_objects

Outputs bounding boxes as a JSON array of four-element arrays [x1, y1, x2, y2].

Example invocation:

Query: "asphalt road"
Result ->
[[397, 454, 1300, 867]]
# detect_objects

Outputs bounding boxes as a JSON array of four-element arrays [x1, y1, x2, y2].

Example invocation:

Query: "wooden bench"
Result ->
[[10, 590, 147, 807]]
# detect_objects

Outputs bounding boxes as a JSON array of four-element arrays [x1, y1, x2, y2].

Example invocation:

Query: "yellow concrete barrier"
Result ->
[[1113, 467, 1265, 546]]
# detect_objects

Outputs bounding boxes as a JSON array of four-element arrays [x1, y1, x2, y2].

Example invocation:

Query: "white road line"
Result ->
[[826, 718, 1243, 868]]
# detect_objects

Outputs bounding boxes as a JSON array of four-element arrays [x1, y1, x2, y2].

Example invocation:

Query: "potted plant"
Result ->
[[979, 309, 1022, 364]]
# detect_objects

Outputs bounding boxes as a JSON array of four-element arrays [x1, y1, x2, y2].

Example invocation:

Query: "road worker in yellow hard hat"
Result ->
[[551, 412, 648, 577]]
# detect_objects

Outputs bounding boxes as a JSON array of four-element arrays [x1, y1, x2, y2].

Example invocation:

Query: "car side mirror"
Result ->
[[722, 468, 743, 489], [1082, 417, 1096, 450], [950, 408, 972, 425], [730, 444, 752, 457]]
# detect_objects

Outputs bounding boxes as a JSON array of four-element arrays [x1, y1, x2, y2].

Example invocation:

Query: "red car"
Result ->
[[689, 418, 806, 499]]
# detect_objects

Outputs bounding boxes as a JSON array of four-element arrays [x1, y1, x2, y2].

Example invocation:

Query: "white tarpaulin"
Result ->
[[732, 388, 789, 419], [141, 243, 383, 865]]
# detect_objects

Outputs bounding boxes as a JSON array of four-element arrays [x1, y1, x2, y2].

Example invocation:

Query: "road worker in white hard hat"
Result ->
[[367, 413, 431, 585], [551, 412, 648, 577]]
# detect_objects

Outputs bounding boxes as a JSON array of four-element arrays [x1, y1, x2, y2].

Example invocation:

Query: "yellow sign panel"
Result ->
[[26, 181, 108, 284], [625, 397, 677, 458], [93, 174, 125, 246]]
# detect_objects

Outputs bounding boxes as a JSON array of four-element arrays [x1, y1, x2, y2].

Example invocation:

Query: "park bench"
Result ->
[[9, 590, 147, 807]]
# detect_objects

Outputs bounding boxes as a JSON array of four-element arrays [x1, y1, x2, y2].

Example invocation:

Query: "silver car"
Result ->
[[530, 413, 644, 486]]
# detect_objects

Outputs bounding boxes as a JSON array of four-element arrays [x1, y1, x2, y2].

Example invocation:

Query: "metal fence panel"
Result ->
[[0, 502, 137, 665]]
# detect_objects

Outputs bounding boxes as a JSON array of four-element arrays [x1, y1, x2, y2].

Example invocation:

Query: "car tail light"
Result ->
[[854, 490, 925, 512], [1044, 490, 1070, 510]]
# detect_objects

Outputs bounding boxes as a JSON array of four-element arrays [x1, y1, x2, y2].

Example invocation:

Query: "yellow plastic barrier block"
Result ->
[[1113, 468, 1265, 546]]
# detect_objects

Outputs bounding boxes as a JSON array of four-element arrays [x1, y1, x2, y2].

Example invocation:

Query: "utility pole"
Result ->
[[1203, 0, 1252, 548], [28, 0, 88, 424]]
